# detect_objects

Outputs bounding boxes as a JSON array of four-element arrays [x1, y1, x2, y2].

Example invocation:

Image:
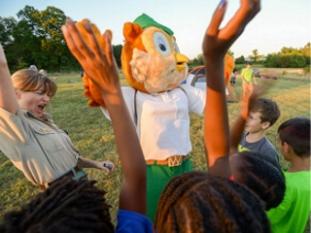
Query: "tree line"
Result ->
[[0, 5, 123, 72], [1, 6, 77, 71], [1, 5, 310, 72], [190, 44, 310, 69]]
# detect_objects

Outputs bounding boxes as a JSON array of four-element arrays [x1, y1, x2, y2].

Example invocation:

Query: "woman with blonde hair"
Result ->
[[0, 52, 114, 189]]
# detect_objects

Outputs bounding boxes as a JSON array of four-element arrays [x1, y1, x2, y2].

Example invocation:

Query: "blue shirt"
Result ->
[[239, 133, 279, 164], [116, 209, 153, 233]]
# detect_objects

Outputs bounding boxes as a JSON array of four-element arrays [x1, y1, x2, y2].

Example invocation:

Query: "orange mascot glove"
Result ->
[[224, 54, 235, 86], [82, 74, 106, 107], [76, 19, 107, 107]]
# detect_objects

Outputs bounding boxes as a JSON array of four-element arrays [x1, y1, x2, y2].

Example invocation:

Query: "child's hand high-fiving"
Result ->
[[203, 0, 260, 60], [203, 0, 261, 174]]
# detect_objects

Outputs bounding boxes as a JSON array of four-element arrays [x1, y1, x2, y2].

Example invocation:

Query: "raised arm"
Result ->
[[62, 19, 146, 214], [230, 78, 274, 154], [0, 44, 19, 114], [202, 0, 260, 176], [229, 84, 255, 154]]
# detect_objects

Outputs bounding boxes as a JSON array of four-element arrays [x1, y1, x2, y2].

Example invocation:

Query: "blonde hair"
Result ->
[[11, 68, 57, 97]]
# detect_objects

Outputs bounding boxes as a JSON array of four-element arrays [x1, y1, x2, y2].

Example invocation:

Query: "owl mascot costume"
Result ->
[[102, 14, 206, 220], [79, 14, 237, 221]]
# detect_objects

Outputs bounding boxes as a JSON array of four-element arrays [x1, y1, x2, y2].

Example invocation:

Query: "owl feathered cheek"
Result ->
[[130, 48, 151, 82]]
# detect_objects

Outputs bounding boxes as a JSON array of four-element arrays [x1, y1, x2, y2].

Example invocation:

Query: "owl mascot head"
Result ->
[[76, 15, 234, 106], [121, 13, 189, 93]]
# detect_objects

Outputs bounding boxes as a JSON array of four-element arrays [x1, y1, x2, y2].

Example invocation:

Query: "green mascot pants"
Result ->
[[146, 159, 193, 221]]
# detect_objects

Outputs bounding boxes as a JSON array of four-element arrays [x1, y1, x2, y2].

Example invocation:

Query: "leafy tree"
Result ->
[[16, 6, 73, 70], [10, 18, 42, 69], [264, 43, 310, 68], [250, 49, 261, 63], [0, 17, 17, 46], [189, 54, 204, 67], [235, 55, 246, 64], [2, 5, 79, 71], [302, 43, 310, 57]]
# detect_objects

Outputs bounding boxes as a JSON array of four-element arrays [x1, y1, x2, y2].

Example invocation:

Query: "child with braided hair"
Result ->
[[229, 150, 285, 210], [0, 177, 115, 233]]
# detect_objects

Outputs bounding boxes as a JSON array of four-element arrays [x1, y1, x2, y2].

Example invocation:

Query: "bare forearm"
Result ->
[[204, 59, 230, 167], [201, 0, 260, 176], [104, 92, 146, 213], [229, 116, 246, 154], [105, 93, 145, 178], [0, 59, 18, 113], [62, 19, 146, 213], [77, 156, 98, 169], [229, 93, 251, 154]]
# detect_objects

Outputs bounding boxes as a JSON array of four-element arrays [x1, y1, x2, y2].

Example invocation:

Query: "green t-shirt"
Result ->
[[241, 67, 254, 83], [267, 170, 311, 233]]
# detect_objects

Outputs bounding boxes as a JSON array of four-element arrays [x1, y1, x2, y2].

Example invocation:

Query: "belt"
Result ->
[[146, 155, 189, 167], [47, 166, 87, 187]]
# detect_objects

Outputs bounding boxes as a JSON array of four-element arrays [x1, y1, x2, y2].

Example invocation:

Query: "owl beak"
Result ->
[[175, 53, 189, 72]]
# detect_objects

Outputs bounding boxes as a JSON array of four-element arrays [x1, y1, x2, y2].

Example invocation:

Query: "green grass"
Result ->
[[0, 72, 310, 223]]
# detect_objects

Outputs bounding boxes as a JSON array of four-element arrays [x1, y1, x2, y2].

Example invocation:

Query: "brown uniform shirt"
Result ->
[[0, 108, 79, 187]]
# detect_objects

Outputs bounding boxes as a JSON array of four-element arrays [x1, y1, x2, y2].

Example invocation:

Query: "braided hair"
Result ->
[[0, 177, 114, 233], [155, 171, 271, 233], [230, 151, 285, 210]]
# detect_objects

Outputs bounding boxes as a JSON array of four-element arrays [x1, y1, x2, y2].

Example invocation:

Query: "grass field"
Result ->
[[0, 71, 310, 223]]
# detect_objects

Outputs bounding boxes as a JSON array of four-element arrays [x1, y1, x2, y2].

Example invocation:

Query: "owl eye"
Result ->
[[153, 31, 171, 56]]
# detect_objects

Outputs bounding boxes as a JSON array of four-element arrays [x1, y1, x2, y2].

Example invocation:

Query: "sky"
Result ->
[[0, 0, 310, 59]]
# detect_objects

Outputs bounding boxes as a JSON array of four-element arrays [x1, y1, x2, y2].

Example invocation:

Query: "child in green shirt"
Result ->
[[267, 117, 311, 233]]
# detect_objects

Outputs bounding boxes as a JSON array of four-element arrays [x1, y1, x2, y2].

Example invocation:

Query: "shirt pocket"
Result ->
[[32, 126, 65, 154]]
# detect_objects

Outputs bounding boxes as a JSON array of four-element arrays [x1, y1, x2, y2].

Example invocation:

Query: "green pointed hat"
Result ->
[[133, 13, 174, 36]]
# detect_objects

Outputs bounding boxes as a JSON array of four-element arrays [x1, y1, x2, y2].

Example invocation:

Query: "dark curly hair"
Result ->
[[155, 171, 271, 233], [230, 151, 285, 210], [0, 177, 114, 233]]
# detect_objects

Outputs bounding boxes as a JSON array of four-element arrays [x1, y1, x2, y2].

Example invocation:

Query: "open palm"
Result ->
[[203, 0, 260, 58]]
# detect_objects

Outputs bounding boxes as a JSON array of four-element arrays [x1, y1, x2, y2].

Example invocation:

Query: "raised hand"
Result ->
[[241, 77, 275, 119], [63, 18, 146, 213], [62, 19, 120, 104], [203, 0, 260, 174], [230, 75, 274, 154], [203, 0, 260, 59]]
